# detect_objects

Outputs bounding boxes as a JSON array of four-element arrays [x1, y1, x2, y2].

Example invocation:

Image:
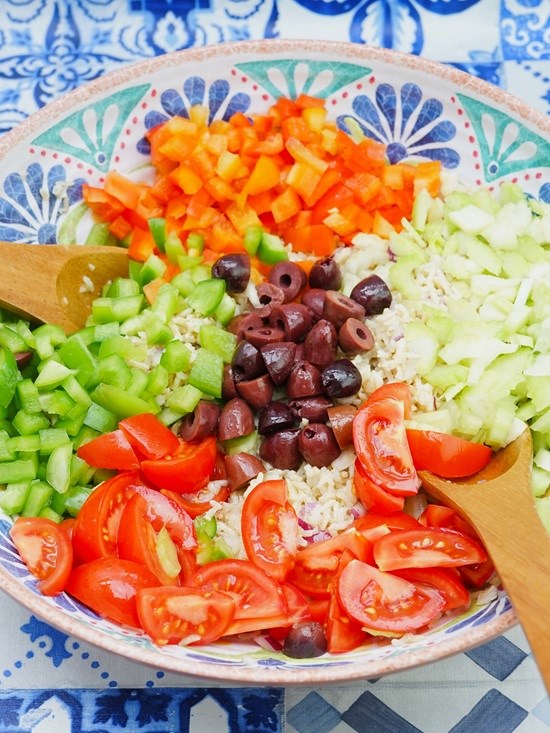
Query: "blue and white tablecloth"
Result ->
[[0, 2, 548, 731]]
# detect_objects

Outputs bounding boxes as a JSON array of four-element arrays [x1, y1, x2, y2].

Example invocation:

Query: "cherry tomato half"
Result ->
[[10, 517, 73, 596], [338, 559, 445, 634], [353, 398, 420, 496], [406, 429, 492, 478], [373, 528, 487, 571], [241, 479, 298, 582]]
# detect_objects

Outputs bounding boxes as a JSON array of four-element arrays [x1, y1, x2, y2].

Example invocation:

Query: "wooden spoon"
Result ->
[[419, 428, 550, 692], [0, 241, 129, 333]]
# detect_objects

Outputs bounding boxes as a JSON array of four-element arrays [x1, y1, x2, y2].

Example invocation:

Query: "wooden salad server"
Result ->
[[0, 241, 129, 333], [419, 428, 550, 693]]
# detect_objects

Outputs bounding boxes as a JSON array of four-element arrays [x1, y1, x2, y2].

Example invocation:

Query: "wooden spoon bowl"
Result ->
[[420, 429, 550, 692], [0, 241, 129, 332]]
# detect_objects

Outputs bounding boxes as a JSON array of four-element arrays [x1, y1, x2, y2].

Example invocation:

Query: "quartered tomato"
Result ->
[[140, 436, 217, 493], [326, 550, 370, 653], [136, 586, 235, 645], [119, 413, 180, 460], [373, 528, 487, 571], [287, 528, 371, 598], [353, 511, 422, 533], [76, 429, 139, 470], [161, 482, 230, 519], [419, 504, 477, 538], [337, 559, 445, 634], [393, 567, 470, 613], [406, 429, 492, 478], [353, 459, 405, 513], [72, 471, 142, 564], [190, 558, 288, 635], [66, 558, 158, 628], [10, 517, 73, 596], [459, 559, 496, 589], [353, 398, 420, 496], [241, 479, 298, 581], [367, 381, 412, 418]]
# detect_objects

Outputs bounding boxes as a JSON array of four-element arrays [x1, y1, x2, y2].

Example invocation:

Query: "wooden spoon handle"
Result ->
[[477, 503, 550, 694]]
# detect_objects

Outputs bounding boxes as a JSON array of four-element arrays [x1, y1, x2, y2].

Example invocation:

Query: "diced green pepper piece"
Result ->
[[151, 283, 179, 323], [0, 481, 31, 515], [165, 231, 185, 265], [16, 379, 41, 413], [21, 480, 53, 517], [185, 279, 225, 316], [146, 363, 169, 396], [0, 324, 28, 354], [92, 382, 159, 418], [126, 368, 149, 396], [38, 506, 63, 523], [83, 403, 118, 434], [148, 217, 166, 252], [98, 335, 147, 363], [199, 325, 236, 364], [0, 458, 38, 484], [62, 374, 93, 409], [223, 431, 258, 455], [192, 264, 211, 284], [157, 407, 184, 426], [128, 259, 143, 283], [35, 360, 73, 390], [166, 384, 202, 415], [92, 295, 144, 324], [160, 340, 192, 373], [107, 277, 140, 299], [55, 411, 87, 437], [0, 346, 18, 409], [98, 353, 132, 389], [171, 269, 195, 297], [243, 224, 263, 256], [0, 430, 16, 462], [8, 435, 40, 453], [257, 232, 288, 264], [188, 348, 223, 398], [140, 254, 167, 285], [64, 485, 95, 517], [58, 334, 98, 387], [187, 231, 205, 255], [120, 310, 171, 344], [32, 324, 67, 360], [46, 442, 73, 494], [39, 428, 70, 456], [69, 454, 96, 486], [92, 322, 121, 343], [85, 221, 117, 247], [12, 320, 36, 350], [176, 254, 202, 272], [214, 293, 237, 327], [38, 390, 75, 417], [12, 410, 50, 436]]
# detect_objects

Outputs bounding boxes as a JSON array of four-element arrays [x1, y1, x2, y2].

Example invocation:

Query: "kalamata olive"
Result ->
[[255, 282, 285, 317], [236, 374, 274, 410], [218, 398, 255, 441], [14, 351, 33, 370], [224, 452, 265, 490], [260, 341, 297, 385], [283, 621, 327, 659], [308, 257, 342, 291], [288, 396, 333, 423], [222, 365, 238, 400], [327, 404, 357, 449], [350, 274, 392, 315], [260, 428, 302, 470], [244, 327, 285, 350], [269, 304, 313, 343], [298, 423, 341, 468], [268, 261, 306, 303], [212, 253, 251, 293], [286, 361, 323, 398], [179, 400, 221, 442], [258, 401, 296, 435], [321, 359, 362, 398], [303, 319, 337, 367], [232, 341, 265, 383], [235, 313, 264, 341], [322, 290, 366, 330], [300, 288, 326, 321], [293, 343, 304, 364], [338, 317, 375, 356]]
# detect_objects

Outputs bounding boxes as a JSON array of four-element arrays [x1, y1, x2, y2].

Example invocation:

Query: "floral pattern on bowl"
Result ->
[[0, 40, 547, 685]]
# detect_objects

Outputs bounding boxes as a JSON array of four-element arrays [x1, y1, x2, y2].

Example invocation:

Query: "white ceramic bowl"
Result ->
[[0, 40, 548, 685]]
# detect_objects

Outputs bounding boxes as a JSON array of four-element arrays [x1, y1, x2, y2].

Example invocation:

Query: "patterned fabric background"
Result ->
[[0, 1, 548, 731]]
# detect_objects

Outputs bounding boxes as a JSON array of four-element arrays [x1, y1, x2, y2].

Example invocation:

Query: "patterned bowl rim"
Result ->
[[0, 38, 543, 684]]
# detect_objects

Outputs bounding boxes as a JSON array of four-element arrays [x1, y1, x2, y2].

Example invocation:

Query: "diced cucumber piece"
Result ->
[[0, 481, 31, 515], [0, 347, 19, 409], [223, 431, 258, 455], [46, 442, 73, 494], [12, 410, 50, 436], [0, 458, 38, 484], [21, 480, 53, 517]]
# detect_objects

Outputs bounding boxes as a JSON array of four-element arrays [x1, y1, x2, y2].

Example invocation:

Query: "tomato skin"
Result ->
[[190, 558, 288, 635], [353, 398, 420, 496], [326, 550, 370, 653], [419, 504, 477, 539], [367, 382, 412, 418], [161, 484, 230, 519], [406, 429, 492, 478], [66, 558, 159, 628], [353, 459, 405, 514], [76, 429, 139, 470], [393, 567, 470, 613], [10, 517, 73, 596], [140, 436, 217, 493], [459, 559, 496, 589], [72, 471, 141, 564], [352, 510, 421, 534], [241, 480, 298, 582], [338, 559, 445, 634], [373, 528, 488, 572], [137, 586, 235, 645], [287, 529, 371, 598], [119, 413, 180, 460]]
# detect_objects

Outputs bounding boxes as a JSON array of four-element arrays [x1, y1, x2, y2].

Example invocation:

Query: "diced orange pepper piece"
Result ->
[[285, 223, 336, 256], [414, 161, 441, 197], [246, 155, 281, 196], [169, 164, 203, 194], [271, 187, 302, 224], [103, 171, 142, 210]]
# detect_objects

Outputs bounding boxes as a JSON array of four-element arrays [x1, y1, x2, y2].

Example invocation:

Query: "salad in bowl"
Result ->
[[0, 40, 548, 683]]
